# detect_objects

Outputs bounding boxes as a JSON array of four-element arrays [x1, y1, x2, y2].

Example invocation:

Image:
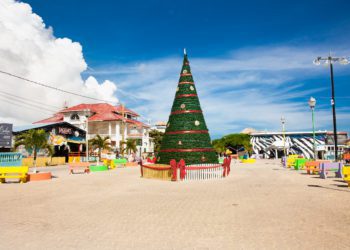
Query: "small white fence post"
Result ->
[[182, 163, 225, 181]]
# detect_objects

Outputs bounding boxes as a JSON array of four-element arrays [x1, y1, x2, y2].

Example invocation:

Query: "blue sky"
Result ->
[[17, 0, 350, 137]]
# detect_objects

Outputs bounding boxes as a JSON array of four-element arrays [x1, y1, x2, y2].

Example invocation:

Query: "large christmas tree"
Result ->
[[157, 51, 218, 165]]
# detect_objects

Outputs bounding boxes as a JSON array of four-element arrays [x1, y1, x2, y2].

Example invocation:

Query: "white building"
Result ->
[[35, 103, 154, 156]]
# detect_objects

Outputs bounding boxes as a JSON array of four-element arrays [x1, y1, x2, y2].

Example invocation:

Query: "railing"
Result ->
[[140, 157, 231, 181], [183, 164, 224, 181], [68, 152, 98, 163], [0, 153, 22, 166], [127, 133, 143, 139], [22, 157, 65, 167]]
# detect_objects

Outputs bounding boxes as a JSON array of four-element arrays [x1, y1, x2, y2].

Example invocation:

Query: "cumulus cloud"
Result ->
[[0, 0, 118, 125]]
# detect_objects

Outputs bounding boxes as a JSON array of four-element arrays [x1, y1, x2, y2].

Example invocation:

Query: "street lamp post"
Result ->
[[313, 55, 349, 161], [281, 116, 286, 157], [84, 109, 90, 160], [308, 97, 317, 160]]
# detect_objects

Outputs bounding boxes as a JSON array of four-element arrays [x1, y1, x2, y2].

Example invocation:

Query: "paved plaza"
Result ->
[[1, 160, 349, 249]]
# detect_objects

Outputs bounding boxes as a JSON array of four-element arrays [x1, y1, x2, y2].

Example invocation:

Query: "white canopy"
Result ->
[[269, 140, 291, 150]]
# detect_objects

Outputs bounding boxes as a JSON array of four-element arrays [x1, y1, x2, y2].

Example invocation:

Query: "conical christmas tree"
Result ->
[[157, 51, 218, 165]]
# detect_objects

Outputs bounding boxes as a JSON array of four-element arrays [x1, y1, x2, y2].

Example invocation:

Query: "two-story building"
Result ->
[[35, 103, 153, 156]]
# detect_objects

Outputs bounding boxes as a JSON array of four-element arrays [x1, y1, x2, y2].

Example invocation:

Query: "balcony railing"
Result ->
[[127, 133, 143, 139]]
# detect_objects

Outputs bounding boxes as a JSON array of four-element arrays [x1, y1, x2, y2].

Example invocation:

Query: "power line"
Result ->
[[0, 69, 115, 103], [0, 90, 61, 110], [0, 93, 57, 113], [0, 96, 53, 115]]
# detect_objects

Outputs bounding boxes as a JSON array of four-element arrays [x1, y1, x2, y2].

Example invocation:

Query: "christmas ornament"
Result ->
[[195, 120, 200, 126], [183, 69, 187, 74], [190, 86, 194, 91], [178, 141, 182, 145], [176, 87, 179, 92], [201, 155, 206, 162], [180, 104, 186, 109]]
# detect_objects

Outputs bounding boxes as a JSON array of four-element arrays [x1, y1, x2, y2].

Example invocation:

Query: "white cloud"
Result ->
[[89, 46, 350, 137], [0, 0, 118, 125], [1, 0, 348, 137]]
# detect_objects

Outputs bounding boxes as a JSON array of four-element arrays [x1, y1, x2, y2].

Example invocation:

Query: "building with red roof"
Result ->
[[35, 103, 153, 155]]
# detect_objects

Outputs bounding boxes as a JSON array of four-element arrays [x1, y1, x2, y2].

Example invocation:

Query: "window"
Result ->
[[70, 113, 80, 120]]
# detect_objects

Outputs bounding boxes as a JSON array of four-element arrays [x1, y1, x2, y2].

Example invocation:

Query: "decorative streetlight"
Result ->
[[313, 55, 349, 161], [281, 116, 286, 157], [84, 109, 90, 159], [308, 97, 317, 160]]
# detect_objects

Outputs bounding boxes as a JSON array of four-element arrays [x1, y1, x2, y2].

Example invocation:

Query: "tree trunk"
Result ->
[[98, 148, 101, 165]]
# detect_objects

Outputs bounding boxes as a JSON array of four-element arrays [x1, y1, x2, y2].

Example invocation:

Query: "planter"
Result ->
[[89, 165, 108, 172], [27, 172, 52, 182]]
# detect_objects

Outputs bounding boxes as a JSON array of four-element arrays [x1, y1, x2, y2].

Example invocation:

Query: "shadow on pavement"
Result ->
[[307, 184, 350, 193]]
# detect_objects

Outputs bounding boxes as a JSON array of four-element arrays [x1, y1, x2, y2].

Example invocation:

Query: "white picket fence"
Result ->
[[181, 164, 224, 181]]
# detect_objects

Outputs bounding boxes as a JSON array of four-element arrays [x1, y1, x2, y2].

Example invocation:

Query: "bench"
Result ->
[[305, 160, 330, 174], [111, 158, 128, 168], [241, 158, 256, 163], [103, 159, 111, 168], [343, 153, 350, 164], [68, 162, 90, 174], [343, 165, 350, 187], [0, 166, 29, 183], [319, 162, 343, 179], [287, 155, 299, 168], [294, 158, 309, 170]]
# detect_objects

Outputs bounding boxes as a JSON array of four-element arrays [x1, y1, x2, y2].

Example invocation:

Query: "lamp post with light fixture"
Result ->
[[84, 109, 90, 159], [313, 55, 349, 161], [308, 97, 317, 160], [281, 116, 286, 157]]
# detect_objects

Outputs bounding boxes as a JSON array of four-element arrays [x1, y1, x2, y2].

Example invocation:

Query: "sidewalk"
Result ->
[[0, 159, 349, 249]]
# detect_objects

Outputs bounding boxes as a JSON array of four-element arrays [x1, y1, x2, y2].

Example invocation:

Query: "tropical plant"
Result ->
[[223, 133, 252, 154], [149, 129, 164, 153], [212, 133, 252, 155], [14, 129, 53, 173], [212, 138, 226, 154], [89, 135, 111, 161], [120, 138, 137, 155]]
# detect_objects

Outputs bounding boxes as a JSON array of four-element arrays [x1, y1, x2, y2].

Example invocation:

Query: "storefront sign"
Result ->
[[58, 127, 73, 135], [0, 123, 12, 148]]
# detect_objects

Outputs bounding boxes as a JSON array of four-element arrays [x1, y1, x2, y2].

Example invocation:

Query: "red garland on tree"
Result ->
[[157, 51, 218, 165]]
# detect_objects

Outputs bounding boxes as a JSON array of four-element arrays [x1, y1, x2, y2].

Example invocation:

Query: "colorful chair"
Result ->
[[342, 165, 350, 187], [319, 162, 343, 179]]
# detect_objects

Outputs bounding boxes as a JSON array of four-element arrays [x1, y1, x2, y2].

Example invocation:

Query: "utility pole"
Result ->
[[85, 109, 89, 160], [121, 104, 125, 157], [313, 55, 349, 161], [281, 116, 286, 157]]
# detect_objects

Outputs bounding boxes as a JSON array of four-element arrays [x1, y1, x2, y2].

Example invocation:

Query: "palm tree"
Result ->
[[120, 138, 137, 155], [14, 129, 53, 173], [89, 135, 111, 162], [149, 129, 164, 153]]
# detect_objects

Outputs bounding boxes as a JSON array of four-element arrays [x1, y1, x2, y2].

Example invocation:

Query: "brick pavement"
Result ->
[[0, 160, 349, 249]]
